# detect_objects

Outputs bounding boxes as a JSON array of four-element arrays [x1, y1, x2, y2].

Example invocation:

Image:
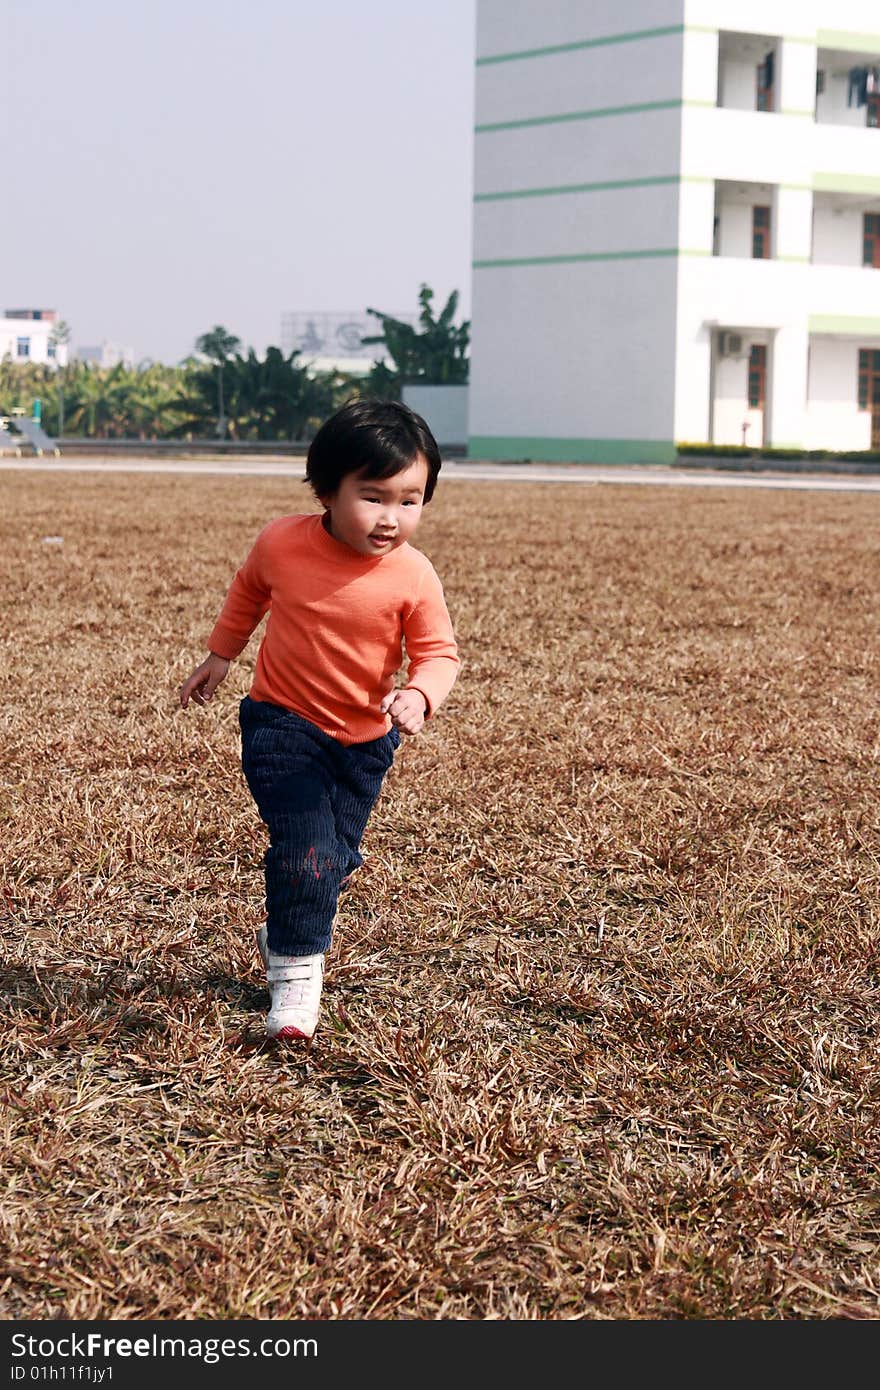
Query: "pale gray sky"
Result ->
[[5, 0, 476, 363]]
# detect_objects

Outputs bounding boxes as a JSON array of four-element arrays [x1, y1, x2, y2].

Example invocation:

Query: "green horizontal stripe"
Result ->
[[474, 174, 681, 202], [476, 24, 821, 73], [476, 24, 683, 66], [809, 314, 880, 334], [814, 172, 880, 195], [476, 98, 680, 134], [781, 107, 816, 118], [469, 436, 677, 465], [473, 248, 819, 270], [816, 29, 880, 55], [475, 96, 820, 135], [473, 248, 679, 269], [475, 174, 723, 203]]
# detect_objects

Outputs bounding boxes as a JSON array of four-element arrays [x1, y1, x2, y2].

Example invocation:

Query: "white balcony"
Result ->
[[680, 258, 802, 345], [678, 254, 875, 334], [813, 122, 880, 187], [684, 106, 880, 198], [682, 107, 813, 187], [807, 262, 880, 322]]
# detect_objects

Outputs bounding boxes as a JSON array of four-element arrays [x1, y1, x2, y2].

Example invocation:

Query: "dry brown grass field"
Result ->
[[2, 467, 880, 1320]]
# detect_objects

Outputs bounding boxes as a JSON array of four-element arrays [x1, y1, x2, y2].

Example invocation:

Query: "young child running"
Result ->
[[178, 399, 459, 1042]]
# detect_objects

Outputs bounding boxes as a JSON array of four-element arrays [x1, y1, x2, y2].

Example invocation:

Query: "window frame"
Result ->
[[752, 205, 771, 260], [858, 348, 880, 410], [748, 345, 767, 410]]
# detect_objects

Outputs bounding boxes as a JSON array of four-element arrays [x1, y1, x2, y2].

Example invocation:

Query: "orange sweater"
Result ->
[[207, 513, 459, 744]]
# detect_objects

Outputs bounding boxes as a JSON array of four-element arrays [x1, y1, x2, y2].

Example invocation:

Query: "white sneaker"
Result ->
[[257, 927, 323, 1040]]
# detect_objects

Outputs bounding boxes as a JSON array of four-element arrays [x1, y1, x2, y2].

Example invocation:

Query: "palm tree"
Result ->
[[49, 320, 72, 436], [63, 364, 127, 437], [362, 284, 470, 390], [194, 325, 241, 438], [240, 346, 325, 440], [125, 363, 187, 438]]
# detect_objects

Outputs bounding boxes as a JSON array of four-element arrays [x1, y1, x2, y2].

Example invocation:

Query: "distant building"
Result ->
[[0, 309, 69, 367], [470, 0, 880, 460], [280, 310, 417, 374], [76, 341, 137, 370]]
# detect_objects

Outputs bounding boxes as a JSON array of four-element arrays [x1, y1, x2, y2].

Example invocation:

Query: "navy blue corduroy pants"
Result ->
[[239, 695, 399, 955]]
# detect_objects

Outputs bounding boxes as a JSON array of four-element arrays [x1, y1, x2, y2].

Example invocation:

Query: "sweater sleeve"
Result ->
[[206, 528, 272, 659], [402, 562, 459, 717]]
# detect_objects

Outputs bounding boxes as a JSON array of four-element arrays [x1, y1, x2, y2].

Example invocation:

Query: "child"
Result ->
[[179, 398, 459, 1041]]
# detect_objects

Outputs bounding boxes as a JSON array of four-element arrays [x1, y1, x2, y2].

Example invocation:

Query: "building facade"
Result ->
[[76, 342, 136, 370], [0, 309, 69, 368], [469, 0, 880, 461]]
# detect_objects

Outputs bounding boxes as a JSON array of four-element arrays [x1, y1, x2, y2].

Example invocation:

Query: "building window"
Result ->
[[869, 93, 880, 128], [47, 340, 57, 359], [865, 214, 880, 267], [748, 346, 767, 410], [752, 205, 771, 259], [16, 337, 30, 359], [756, 51, 775, 111], [859, 349, 880, 448], [858, 349, 880, 408]]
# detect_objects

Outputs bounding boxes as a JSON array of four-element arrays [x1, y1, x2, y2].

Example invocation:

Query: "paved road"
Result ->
[[4, 455, 880, 493]]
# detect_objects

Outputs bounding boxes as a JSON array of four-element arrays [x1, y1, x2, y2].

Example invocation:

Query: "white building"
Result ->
[[76, 341, 136, 370], [470, 0, 880, 461], [0, 309, 69, 368]]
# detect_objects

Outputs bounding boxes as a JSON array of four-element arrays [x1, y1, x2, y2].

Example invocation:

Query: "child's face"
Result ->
[[322, 455, 429, 557]]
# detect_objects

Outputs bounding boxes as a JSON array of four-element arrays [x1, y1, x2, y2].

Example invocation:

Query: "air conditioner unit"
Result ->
[[719, 332, 745, 358]]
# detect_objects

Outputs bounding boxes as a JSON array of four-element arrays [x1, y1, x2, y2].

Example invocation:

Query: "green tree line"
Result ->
[[0, 285, 470, 440], [0, 353, 353, 442]]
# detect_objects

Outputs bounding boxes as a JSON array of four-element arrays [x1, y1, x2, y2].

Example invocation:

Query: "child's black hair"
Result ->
[[306, 397, 442, 503]]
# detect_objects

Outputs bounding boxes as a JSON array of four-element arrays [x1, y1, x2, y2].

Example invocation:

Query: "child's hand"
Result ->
[[380, 687, 427, 736], [179, 653, 230, 709]]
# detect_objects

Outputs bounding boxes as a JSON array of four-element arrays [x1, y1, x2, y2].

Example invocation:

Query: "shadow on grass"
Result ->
[[3, 961, 268, 1047]]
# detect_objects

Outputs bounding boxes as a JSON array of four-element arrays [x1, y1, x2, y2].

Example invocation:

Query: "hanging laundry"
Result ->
[[758, 51, 775, 89], [848, 66, 869, 107]]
